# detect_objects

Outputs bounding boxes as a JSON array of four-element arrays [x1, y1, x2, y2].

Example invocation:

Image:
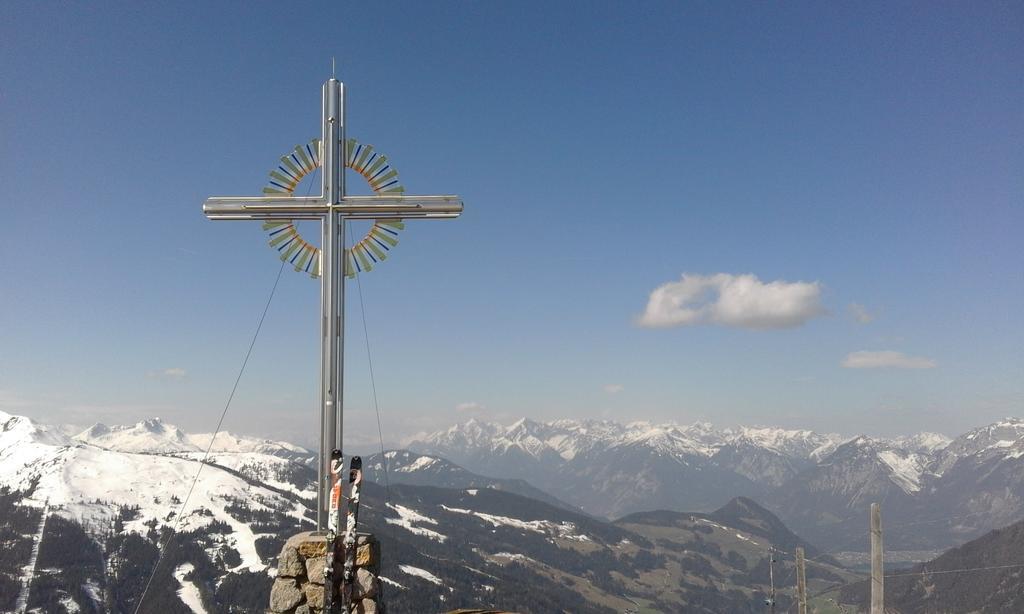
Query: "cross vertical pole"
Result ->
[[318, 78, 346, 530]]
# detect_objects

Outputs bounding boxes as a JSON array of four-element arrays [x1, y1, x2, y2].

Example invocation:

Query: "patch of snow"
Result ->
[[545, 434, 579, 460], [441, 505, 473, 514], [82, 580, 103, 610], [14, 500, 47, 613], [398, 564, 443, 586], [877, 450, 924, 493], [385, 504, 446, 542], [697, 518, 728, 531], [387, 503, 437, 524], [174, 563, 207, 614], [466, 489, 478, 496], [492, 552, 530, 562], [397, 456, 438, 472], [379, 576, 405, 589], [59, 595, 81, 613], [440, 505, 589, 541], [735, 533, 760, 545]]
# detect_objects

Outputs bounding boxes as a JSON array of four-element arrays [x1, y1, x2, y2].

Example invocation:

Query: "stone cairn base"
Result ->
[[269, 531, 383, 614]]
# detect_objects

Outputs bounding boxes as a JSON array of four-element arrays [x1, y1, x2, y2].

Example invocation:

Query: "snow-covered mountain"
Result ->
[[72, 417, 315, 465], [408, 417, 850, 516], [410, 417, 846, 470], [931, 417, 1024, 475], [5, 406, 1024, 610], [1, 411, 314, 553], [410, 416, 1024, 550], [0, 410, 859, 613]]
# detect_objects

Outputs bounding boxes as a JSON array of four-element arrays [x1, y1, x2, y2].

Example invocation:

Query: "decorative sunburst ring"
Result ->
[[260, 138, 407, 278]]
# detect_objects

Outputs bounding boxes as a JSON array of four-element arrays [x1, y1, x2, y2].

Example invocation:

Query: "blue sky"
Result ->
[[1, 1, 1021, 448]]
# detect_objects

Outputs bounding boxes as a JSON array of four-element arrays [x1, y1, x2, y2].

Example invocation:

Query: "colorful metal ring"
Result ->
[[260, 138, 406, 278]]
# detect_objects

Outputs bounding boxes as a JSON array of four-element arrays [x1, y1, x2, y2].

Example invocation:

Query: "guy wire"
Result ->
[[133, 259, 286, 614], [347, 223, 392, 503]]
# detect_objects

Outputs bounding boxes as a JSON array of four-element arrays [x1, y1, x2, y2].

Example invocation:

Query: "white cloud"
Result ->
[[603, 384, 624, 394], [842, 351, 936, 369], [636, 273, 825, 330], [455, 401, 485, 413], [848, 303, 874, 324], [148, 367, 187, 380]]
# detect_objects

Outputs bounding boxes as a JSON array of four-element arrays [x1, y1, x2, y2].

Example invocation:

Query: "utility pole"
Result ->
[[795, 546, 808, 614], [870, 502, 884, 614]]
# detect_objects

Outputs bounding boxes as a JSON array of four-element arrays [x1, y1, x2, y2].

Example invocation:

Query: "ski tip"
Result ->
[[350, 456, 362, 470], [331, 448, 343, 460]]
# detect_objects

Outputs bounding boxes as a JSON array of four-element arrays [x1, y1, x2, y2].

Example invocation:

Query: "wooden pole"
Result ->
[[795, 546, 807, 614], [870, 502, 884, 614]]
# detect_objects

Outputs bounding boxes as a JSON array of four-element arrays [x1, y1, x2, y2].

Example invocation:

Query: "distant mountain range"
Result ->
[[1, 411, 863, 613], [408, 416, 1024, 551], [73, 417, 316, 465], [4, 409, 1024, 611]]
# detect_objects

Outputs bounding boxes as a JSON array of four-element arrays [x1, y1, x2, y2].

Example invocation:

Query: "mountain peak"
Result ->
[[74, 416, 196, 453], [139, 417, 166, 433], [714, 496, 770, 519], [1, 412, 72, 447], [505, 417, 539, 435], [932, 416, 1024, 474], [81, 423, 111, 438], [710, 496, 826, 558]]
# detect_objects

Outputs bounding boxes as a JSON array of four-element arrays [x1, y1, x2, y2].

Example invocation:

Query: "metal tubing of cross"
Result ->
[[320, 78, 345, 533], [202, 197, 463, 220], [201, 77, 462, 533]]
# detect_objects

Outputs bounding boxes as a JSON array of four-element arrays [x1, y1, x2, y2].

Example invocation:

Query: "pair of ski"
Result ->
[[324, 451, 363, 613]]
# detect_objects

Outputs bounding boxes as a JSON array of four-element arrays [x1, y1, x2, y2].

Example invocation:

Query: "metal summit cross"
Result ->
[[203, 78, 462, 530]]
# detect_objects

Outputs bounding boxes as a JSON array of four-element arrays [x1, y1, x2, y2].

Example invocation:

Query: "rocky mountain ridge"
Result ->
[[409, 416, 1024, 551]]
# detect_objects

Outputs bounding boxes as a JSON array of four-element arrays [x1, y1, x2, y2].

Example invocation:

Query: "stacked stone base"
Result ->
[[269, 531, 383, 614]]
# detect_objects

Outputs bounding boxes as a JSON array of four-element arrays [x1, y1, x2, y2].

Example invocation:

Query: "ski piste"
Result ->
[[323, 448, 345, 611], [341, 456, 363, 612]]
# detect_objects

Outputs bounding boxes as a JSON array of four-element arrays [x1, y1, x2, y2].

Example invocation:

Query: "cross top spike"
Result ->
[[202, 78, 463, 529]]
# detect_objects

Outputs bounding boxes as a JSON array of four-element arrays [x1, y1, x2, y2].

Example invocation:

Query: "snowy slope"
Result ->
[[933, 418, 1024, 475], [2, 412, 314, 575], [73, 417, 315, 464], [73, 418, 195, 453]]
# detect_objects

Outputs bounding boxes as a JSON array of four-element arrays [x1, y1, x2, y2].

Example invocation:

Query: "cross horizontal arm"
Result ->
[[335, 195, 463, 219], [203, 196, 327, 220], [203, 195, 463, 221]]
